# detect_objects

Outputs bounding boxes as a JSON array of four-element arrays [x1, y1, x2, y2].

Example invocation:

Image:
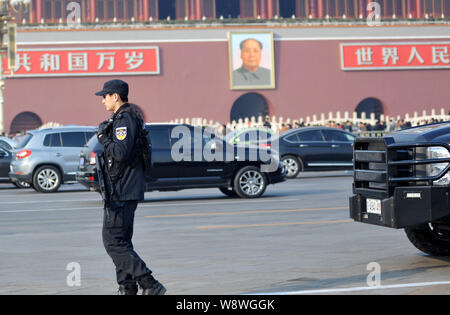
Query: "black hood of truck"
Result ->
[[386, 122, 450, 144]]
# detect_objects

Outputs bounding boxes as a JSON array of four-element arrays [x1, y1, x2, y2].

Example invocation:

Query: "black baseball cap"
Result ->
[[95, 79, 129, 100]]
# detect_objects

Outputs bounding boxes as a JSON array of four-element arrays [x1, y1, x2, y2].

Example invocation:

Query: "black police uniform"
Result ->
[[98, 104, 150, 288], [96, 80, 165, 295]]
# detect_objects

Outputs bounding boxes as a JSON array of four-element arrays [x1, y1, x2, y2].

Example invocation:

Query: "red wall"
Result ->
[[4, 35, 450, 133]]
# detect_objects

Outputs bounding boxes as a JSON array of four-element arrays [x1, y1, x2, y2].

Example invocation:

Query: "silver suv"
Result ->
[[9, 126, 96, 193]]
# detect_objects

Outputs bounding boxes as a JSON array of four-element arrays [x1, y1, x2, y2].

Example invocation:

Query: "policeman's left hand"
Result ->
[[98, 120, 113, 138]]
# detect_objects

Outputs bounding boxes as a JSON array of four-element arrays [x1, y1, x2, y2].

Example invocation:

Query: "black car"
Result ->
[[76, 124, 286, 198], [0, 147, 29, 188], [349, 121, 450, 256], [267, 127, 355, 178], [0, 147, 11, 183]]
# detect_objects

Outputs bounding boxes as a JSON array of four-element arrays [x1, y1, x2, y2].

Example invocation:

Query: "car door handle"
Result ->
[[331, 144, 340, 148], [56, 153, 62, 157], [299, 144, 309, 148]]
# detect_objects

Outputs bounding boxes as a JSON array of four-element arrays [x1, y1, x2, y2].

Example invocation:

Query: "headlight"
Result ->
[[426, 146, 450, 185]]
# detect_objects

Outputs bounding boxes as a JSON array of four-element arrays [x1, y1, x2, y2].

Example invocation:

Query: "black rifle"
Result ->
[[95, 153, 112, 210]]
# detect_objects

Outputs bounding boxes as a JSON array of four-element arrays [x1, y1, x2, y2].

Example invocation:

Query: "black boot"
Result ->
[[137, 274, 166, 295], [117, 283, 138, 295]]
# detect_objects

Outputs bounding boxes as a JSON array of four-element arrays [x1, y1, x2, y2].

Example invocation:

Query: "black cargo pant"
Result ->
[[102, 200, 152, 285]]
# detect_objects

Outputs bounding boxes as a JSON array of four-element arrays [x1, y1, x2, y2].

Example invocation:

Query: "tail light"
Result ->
[[16, 150, 32, 159], [89, 152, 97, 165], [259, 143, 271, 148]]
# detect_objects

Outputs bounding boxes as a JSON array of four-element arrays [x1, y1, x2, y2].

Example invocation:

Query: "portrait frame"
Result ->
[[228, 31, 276, 90]]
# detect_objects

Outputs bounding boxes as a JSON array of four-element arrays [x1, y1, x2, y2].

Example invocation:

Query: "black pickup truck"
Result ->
[[76, 123, 286, 198], [349, 122, 450, 256]]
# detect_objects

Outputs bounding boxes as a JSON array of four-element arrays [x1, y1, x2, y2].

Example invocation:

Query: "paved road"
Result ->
[[0, 175, 449, 295]]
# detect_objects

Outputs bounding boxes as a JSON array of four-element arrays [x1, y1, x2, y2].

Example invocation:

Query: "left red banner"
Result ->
[[2, 46, 160, 77]]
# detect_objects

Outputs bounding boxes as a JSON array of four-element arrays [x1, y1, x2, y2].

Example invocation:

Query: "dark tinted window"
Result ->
[[284, 134, 299, 143], [193, 128, 221, 148], [323, 130, 355, 142], [61, 132, 86, 147], [43, 133, 62, 147], [298, 130, 324, 142], [85, 132, 95, 143], [149, 129, 170, 149], [191, 128, 207, 148], [238, 130, 271, 143], [43, 135, 50, 146]]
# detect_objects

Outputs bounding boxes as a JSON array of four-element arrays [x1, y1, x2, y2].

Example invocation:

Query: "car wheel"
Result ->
[[33, 165, 62, 193], [219, 187, 237, 197], [13, 181, 31, 189], [233, 166, 267, 198], [281, 155, 302, 178], [405, 223, 450, 256]]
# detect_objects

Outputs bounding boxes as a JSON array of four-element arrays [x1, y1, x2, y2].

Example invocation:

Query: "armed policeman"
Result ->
[[95, 79, 166, 295]]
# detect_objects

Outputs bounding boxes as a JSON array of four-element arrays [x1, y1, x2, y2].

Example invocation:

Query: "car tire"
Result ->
[[13, 181, 31, 189], [233, 166, 267, 199], [405, 224, 450, 256], [219, 187, 237, 197], [281, 155, 302, 179], [33, 165, 62, 193]]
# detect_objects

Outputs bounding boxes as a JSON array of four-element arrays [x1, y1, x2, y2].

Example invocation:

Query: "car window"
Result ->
[[43, 133, 62, 147], [298, 130, 324, 142], [43, 135, 50, 146], [323, 130, 355, 142], [149, 129, 170, 149], [237, 132, 250, 142], [61, 132, 87, 147], [85, 132, 95, 142], [201, 129, 223, 150], [284, 134, 299, 143], [0, 147, 8, 157], [16, 134, 33, 149], [202, 134, 214, 147], [189, 128, 215, 149], [0, 140, 13, 151], [345, 133, 356, 142], [237, 130, 271, 143]]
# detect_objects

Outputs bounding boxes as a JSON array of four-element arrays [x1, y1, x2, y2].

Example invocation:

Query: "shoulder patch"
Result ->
[[115, 127, 127, 141]]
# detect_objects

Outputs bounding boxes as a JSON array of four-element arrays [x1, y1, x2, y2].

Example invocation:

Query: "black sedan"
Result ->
[[273, 127, 355, 178], [76, 124, 286, 199], [0, 147, 29, 188]]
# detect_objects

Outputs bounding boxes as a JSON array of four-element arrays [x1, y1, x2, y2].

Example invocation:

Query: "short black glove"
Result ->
[[98, 119, 113, 138]]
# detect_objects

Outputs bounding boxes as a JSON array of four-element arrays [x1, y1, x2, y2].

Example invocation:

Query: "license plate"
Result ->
[[366, 198, 381, 215]]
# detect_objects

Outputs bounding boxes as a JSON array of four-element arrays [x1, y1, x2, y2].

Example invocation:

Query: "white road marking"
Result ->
[[253, 280, 450, 295]]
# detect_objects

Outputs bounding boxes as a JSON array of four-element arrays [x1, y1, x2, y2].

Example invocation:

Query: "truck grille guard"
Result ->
[[353, 137, 450, 199]]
